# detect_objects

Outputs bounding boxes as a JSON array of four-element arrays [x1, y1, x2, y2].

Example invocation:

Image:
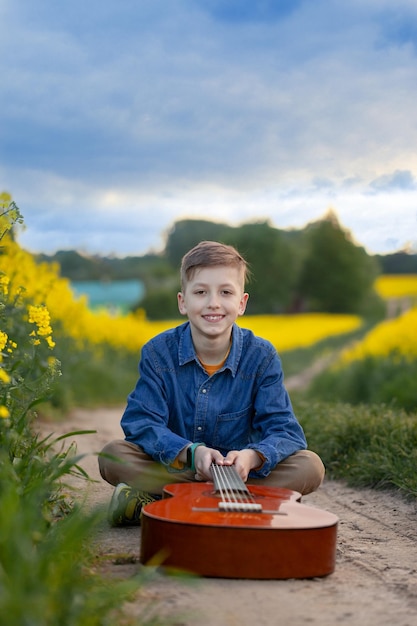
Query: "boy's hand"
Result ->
[[223, 449, 263, 482], [194, 446, 225, 481]]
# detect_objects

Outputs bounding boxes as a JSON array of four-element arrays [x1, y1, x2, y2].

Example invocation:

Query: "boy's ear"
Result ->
[[177, 292, 187, 315], [238, 292, 249, 316]]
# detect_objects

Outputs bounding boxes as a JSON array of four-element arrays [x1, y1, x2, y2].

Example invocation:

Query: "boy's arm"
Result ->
[[121, 344, 191, 468], [244, 352, 307, 478]]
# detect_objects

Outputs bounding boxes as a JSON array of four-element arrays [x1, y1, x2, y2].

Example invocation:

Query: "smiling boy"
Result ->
[[99, 241, 325, 526]]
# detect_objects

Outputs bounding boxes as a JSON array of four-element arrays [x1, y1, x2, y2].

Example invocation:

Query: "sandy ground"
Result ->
[[45, 406, 417, 626]]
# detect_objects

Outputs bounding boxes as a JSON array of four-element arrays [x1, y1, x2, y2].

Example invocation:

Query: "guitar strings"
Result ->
[[211, 463, 240, 505], [211, 463, 257, 508]]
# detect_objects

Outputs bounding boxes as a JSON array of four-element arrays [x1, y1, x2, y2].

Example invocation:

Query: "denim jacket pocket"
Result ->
[[212, 405, 253, 450]]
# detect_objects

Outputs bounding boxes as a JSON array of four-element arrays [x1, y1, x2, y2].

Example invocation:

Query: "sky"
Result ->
[[1, 0, 417, 257]]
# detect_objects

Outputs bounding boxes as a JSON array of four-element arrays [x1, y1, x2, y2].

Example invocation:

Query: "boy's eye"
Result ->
[[192, 289, 234, 296]]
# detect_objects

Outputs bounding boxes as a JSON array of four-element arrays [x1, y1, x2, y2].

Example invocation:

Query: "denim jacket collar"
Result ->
[[178, 322, 242, 377]]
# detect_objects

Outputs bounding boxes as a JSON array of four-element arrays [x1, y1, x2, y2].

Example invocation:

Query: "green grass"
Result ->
[[294, 398, 417, 498], [0, 427, 166, 626], [306, 353, 417, 413], [47, 341, 139, 412]]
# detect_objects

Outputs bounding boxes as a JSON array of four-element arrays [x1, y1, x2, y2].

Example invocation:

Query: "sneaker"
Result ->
[[108, 483, 158, 527]]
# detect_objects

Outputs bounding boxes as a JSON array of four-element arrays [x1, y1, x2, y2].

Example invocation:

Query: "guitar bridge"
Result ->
[[218, 501, 262, 512]]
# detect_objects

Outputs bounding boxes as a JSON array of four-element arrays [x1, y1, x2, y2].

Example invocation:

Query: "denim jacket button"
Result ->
[[202, 388, 207, 393]]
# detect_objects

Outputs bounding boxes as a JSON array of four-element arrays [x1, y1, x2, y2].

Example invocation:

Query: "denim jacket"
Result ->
[[121, 321, 307, 478]]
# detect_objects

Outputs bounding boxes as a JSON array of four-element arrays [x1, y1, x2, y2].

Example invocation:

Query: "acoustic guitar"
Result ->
[[140, 463, 338, 579]]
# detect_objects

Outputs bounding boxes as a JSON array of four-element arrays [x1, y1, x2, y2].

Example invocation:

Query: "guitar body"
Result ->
[[140, 481, 338, 579]]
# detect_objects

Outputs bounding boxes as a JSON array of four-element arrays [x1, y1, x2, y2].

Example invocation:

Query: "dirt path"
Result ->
[[49, 407, 417, 626]]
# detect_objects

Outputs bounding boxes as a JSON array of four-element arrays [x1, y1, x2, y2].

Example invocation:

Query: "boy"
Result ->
[[99, 241, 324, 526]]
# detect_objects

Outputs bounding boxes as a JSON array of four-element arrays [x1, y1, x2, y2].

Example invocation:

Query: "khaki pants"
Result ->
[[98, 439, 325, 496]]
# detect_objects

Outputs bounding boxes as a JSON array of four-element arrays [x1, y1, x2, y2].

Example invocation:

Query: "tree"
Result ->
[[164, 219, 233, 267], [297, 210, 381, 314], [164, 218, 298, 314], [232, 221, 297, 313]]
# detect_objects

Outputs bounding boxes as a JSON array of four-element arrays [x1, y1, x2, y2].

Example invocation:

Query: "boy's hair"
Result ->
[[180, 241, 249, 290]]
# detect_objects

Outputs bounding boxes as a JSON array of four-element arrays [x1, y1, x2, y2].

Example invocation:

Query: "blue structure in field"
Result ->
[[71, 279, 144, 313]]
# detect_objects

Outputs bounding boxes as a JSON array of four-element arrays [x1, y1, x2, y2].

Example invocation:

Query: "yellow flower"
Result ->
[[28, 304, 51, 331], [0, 367, 10, 384], [0, 405, 10, 419], [0, 275, 9, 295], [27, 304, 55, 349], [7, 340, 17, 353], [0, 331, 7, 351]]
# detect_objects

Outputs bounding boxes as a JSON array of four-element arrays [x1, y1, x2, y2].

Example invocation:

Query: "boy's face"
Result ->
[[177, 265, 249, 342]]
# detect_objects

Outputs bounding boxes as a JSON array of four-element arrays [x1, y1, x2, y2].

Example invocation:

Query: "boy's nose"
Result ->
[[207, 294, 220, 308]]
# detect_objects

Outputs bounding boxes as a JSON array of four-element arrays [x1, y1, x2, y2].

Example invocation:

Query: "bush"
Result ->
[[295, 399, 417, 497], [307, 354, 417, 413]]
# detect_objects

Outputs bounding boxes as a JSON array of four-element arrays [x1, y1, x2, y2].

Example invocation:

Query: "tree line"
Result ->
[[37, 211, 417, 319]]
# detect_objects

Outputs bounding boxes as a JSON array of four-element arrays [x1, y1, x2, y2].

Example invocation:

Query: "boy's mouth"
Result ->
[[203, 315, 224, 322]]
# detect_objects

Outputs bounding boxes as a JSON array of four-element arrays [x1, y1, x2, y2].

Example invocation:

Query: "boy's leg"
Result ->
[[98, 439, 195, 495], [99, 441, 324, 498], [249, 450, 325, 496], [99, 439, 198, 527]]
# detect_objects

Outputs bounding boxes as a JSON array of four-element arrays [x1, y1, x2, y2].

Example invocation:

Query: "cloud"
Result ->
[[1, 0, 417, 257], [4, 0, 415, 185], [368, 170, 417, 194]]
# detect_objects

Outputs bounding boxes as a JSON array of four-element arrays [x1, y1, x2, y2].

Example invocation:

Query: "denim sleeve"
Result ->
[[121, 344, 190, 467], [245, 352, 307, 478]]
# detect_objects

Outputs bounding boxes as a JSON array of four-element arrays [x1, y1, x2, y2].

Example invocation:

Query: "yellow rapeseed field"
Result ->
[[336, 275, 417, 364], [0, 235, 147, 351], [339, 305, 417, 363], [374, 274, 417, 299], [238, 314, 362, 352]]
